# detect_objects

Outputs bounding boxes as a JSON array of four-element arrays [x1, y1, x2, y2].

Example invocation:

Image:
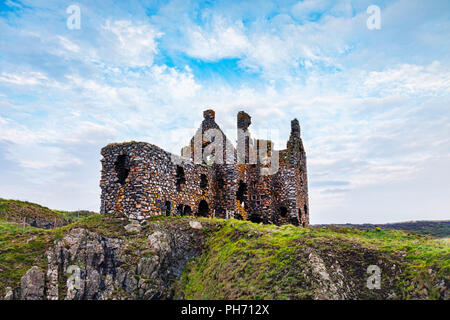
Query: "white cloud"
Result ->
[[178, 8, 361, 79], [0, 0, 449, 223], [185, 16, 249, 60], [362, 62, 450, 96], [101, 20, 163, 67], [9, 145, 83, 170], [56, 36, 80, 53], [0, 71, 49, 86]]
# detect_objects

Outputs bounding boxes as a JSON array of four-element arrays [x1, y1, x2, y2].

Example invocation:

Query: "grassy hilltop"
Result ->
[[314, 221, 450, 238], [0, 198, 448, 300], [0, 198, 96, 228]]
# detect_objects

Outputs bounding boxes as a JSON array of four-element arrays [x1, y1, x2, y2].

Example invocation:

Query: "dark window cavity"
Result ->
[[176, 165, 186, 191], [200, 174, 208, 189], [115, 155, 130, 185], [184, 205, 192, 216], [279, 206, 288, 217], [177, 204, 184, 216], [236, 181, 247, 203], [165, 201, 171, 216], [217, 178, 225, 189], [249, 213, 262, 224]]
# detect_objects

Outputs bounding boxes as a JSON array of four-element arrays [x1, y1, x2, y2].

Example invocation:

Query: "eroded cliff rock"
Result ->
[[20, 266, 45, 300], [12, 218, 210, 300]]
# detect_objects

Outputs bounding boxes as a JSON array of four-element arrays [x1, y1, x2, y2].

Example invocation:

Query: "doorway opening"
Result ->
[[165, 201, 171, 216], [198, 200, 209, 216], [184, 205, 192, 216]]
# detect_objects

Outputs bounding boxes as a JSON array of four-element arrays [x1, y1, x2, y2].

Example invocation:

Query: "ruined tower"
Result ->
[[100, 109, 309, 226]]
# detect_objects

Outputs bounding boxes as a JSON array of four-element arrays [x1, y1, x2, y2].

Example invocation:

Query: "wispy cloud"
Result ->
[[0, 0, 449, 223]]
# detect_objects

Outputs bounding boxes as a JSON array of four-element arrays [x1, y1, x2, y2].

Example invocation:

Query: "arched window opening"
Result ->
[[249, 213, 262, 224], [279, 206, 288, 218], [165, 201, 171, 216], [176, 166, 186, 191], [200, 174, 208, 189], [177, 204, 184, 216], [304, 204, 308, 216], [115, 155, 130, 185], [184, 205, 192, 216], [198, 200, 209, 217]]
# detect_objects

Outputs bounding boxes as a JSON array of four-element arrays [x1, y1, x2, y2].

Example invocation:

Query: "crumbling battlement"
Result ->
[[100, 109, 309, 226]]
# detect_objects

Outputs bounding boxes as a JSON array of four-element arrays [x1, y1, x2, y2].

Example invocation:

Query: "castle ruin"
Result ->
[[100, 109, 309, 226]]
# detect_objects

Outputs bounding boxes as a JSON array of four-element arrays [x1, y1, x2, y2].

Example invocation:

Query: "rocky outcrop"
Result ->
[[40, 220, 208, 300], [297, 246, 399, 300], [307, 250, 347, 299], [4, 287, 14, 300], [20, 266, 45, 300]]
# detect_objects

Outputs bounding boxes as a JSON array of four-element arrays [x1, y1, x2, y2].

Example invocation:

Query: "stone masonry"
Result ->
[[100, 109, 309, 226]]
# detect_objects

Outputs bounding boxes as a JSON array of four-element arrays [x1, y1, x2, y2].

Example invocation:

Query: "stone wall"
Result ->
[[100, 109, 310, 226], [100, 142, 212, 220]]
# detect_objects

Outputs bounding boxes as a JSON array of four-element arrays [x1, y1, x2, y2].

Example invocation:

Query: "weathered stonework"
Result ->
[[100, 109, 309, 226]]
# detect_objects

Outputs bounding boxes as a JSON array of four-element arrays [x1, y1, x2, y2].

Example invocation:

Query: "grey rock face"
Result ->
[[41, 222, 206, 300], [189, 221, 203, 230], [4, 287, 13, 300], [306, 250, 349, 300], [20, 266, 45, 300], [124, 223, 142, 233], [148, 231, 170, 252]]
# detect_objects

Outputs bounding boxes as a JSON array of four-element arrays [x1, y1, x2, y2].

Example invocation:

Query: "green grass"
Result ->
[[0, 220, 51, 296], [0, 211, 448, 300], [174, 220, 449, 300], [0, 198, 97, 227], [315, 221, 450, 238], [174, 220, 329, 299]]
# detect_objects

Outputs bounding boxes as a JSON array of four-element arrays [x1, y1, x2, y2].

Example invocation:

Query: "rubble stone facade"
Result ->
[[100, 109, 309, 226]]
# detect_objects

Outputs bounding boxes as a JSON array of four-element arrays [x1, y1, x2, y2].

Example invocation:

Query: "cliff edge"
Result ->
[[0, 201, 448, 300]]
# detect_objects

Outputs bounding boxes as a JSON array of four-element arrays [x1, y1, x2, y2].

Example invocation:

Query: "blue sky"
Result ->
[[0, 0, 449, 223]]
